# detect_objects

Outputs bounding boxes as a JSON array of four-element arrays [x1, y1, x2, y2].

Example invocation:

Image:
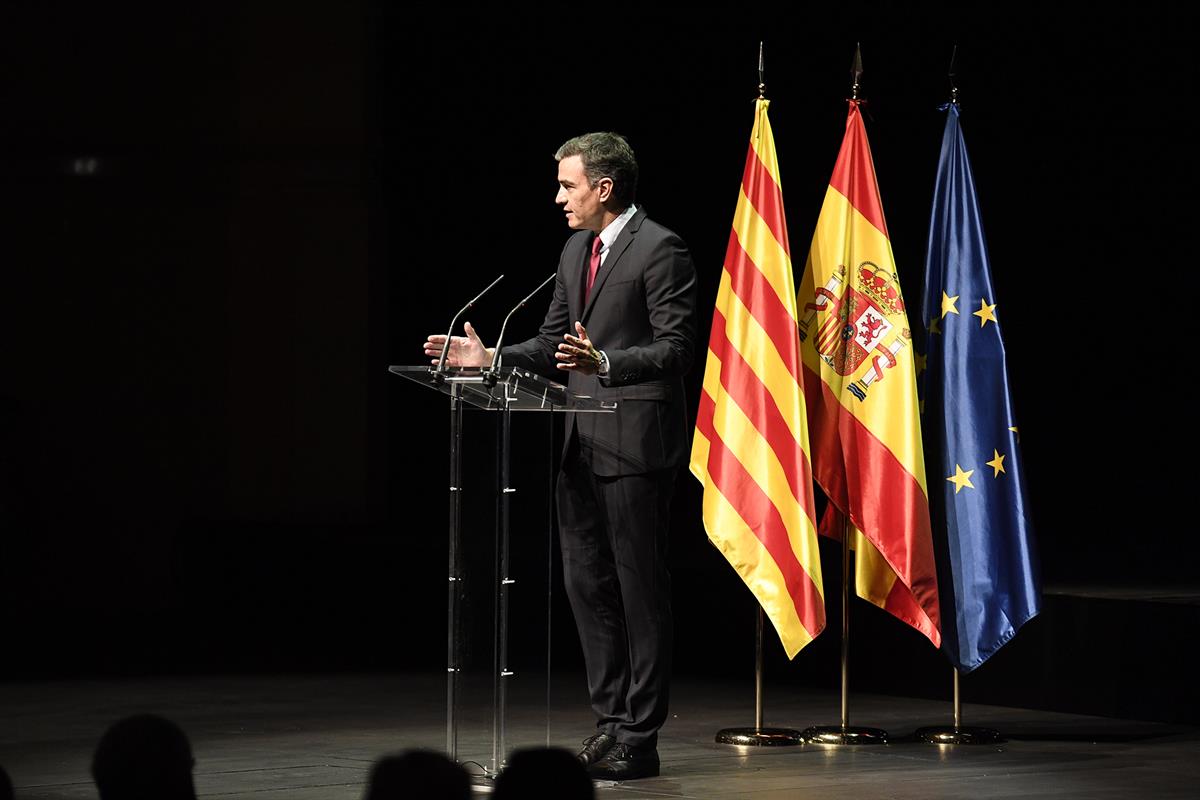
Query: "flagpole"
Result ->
[[955, 666, 961, 728], [840, 516, 849, 726], [801, 512, 887, 744], [713, 47, 804, 748], [714, 606, 804, 746], [800, 46, 889, 745]]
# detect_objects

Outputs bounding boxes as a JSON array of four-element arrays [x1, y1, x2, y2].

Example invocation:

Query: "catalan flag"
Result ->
[[797, 100, 941, 647], [921, 102, 1041, 672], [690, 98, 825, 659]]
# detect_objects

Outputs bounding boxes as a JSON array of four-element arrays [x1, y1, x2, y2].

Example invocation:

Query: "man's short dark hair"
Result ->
[[494, 747, 594, 800], [555, 132, 639, 208], [92, 714, 196, 800], [365, 750, 470, 800]]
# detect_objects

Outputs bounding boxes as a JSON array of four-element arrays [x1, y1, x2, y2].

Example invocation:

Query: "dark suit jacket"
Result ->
[[502, 208, 698, 476]]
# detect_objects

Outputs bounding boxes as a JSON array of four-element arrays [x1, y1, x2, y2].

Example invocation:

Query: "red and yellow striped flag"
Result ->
[[797, 100, 941, 646], [691, 99, 825, 658]]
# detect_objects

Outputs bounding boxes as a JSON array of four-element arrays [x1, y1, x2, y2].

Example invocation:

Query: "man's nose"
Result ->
[[555, 187, 567, 204]]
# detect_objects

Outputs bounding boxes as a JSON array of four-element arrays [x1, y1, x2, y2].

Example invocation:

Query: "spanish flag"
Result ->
[[691, 99, 825, 659], [797, 100, 941, 647]]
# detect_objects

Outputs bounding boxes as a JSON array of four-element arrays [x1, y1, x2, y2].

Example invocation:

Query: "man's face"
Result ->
[[556, 155, 610, 232]]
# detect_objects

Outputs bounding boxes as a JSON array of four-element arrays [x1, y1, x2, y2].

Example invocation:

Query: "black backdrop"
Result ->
[[2, 4, 1193, 707]]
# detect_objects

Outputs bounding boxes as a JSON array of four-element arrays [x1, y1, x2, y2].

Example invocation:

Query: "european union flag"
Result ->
[[921, 103, 1041, 673]]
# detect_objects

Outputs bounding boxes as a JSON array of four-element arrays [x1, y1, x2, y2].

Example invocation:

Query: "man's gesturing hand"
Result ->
[[556, 321, 603, 375], [424, 321, 493, 367]]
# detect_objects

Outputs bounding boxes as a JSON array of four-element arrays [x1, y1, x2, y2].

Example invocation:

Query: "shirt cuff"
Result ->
[[597, 349, 610, 377]]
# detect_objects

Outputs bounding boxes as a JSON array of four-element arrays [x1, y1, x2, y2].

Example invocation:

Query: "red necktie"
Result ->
[[585, 235, 603, 301]]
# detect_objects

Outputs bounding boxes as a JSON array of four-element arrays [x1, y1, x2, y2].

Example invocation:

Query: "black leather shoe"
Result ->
[[576, 732, 616, 766], [586, 742, 660, 781]]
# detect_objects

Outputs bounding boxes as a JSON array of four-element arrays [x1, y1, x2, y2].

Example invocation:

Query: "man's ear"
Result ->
[[596, 176, 614, 202]]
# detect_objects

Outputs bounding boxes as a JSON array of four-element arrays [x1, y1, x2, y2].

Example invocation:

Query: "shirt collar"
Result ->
[[597, 204, 637, 252]]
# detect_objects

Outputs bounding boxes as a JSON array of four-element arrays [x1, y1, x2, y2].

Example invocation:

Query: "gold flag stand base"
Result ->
[[715, 727, 804, 746], [801, 725, 888, 745], [915, 725, 1002, 745]]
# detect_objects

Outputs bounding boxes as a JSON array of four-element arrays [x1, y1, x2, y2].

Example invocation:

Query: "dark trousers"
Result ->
[[556, 438, 675, 749]]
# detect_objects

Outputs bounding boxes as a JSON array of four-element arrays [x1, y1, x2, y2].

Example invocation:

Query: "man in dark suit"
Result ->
[[425, 132, 697, 781]]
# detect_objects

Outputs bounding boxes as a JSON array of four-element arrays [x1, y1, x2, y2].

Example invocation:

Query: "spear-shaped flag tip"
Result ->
[[850, 42, 864, 99], [948, 44, 960, 104], [758, 41, 766, 99]]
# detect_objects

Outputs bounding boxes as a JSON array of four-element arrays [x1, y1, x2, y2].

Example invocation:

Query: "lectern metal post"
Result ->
[[492, 402, 515, 773], [447, 383, 465, 760]]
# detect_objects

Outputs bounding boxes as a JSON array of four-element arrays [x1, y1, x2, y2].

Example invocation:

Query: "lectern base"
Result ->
[[469, 771, 497, 792]]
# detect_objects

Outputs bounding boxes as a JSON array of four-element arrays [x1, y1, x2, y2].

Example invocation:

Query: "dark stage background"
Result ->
[[2, 5, 1195, 722]]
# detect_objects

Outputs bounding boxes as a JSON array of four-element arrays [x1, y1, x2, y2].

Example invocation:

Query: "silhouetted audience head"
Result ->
[[494, 747, 593, 800], [91, 714, 197, 800], [0, 763, 14, 800], [364, 749, 471, 800]]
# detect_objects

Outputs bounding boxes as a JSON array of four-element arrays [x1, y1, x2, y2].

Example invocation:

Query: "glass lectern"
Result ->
[[389, 365, 615, 777]]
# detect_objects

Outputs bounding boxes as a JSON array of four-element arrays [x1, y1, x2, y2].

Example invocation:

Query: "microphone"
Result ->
[[432, 274, 504, 383], [484, 272, 556, 385]]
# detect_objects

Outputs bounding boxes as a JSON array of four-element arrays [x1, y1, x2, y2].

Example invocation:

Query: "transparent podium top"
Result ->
[[389, 365, 617, 413]]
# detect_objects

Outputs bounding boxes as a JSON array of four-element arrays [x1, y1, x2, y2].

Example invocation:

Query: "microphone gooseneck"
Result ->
[[433, 274, 504, 382], [485, 273, 557, 383]]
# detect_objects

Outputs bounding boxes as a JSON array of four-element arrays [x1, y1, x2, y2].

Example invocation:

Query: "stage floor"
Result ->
[[2, 672, 1196, 799]]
